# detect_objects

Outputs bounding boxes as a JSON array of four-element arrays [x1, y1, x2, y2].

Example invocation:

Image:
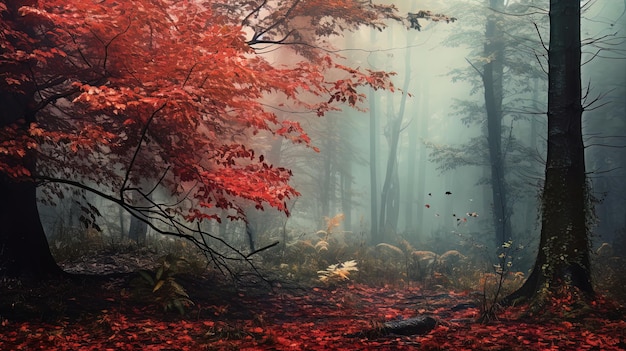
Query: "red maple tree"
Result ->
[[0, 0, 405, 279]]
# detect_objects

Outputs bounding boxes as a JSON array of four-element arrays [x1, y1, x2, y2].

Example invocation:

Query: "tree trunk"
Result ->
[[483, 0, 511, 247], [0, 92, 64, 280], [128, 213, 148, 244], [386, 166, 400, 233], [415, 80, 429, 235], [340, 160, 353, 233], [320, 118, 336, 223], [378, 102, 402, 238], [0, 177, 64, 280], [118, 205, 126, 240], [504, 0, 593, 309], [404, 114, 418, 233], [522, 78, 541, 241], [403, 73, 422, 234], [369, 95, 380, 243], [0, 1, 66, 281], [369, 31, 380, 243], [379, 34, 412, 238], [128, 191, 151, 244]]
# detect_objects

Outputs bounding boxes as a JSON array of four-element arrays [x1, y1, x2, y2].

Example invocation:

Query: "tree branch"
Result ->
[[35, 174, 275, 284], [120, 103, 167, 201]]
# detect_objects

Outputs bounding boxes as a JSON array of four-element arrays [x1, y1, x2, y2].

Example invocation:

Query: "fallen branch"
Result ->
[[347, 316, 437, 338]]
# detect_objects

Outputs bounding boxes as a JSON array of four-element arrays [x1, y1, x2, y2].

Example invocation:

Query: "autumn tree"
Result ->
[[0, 0, 403, 280], [503, 0, 594, 311]]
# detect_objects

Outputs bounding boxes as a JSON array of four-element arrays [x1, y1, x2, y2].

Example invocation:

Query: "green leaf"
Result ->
[[170, 280, 189, 297], [173, 298, 186, 315], [155, 266, 164, 281], [138, 270, 155, 285]]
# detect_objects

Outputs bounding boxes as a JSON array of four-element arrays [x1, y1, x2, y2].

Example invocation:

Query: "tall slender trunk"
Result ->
[[369, 30, 380, 243], [404, 108, 418, 232], [340, 161, 353, 232], [369, 93, 380, 242], [483, 0, 511, 247], [404, 74, 422, 234], [379, 34, 412, 238], [118, 206, 126, 239], [320, 122, 335, 222], [415, 79, 429, 235]]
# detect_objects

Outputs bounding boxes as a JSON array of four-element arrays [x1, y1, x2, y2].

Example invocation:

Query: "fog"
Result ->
[[259, 0, 626, 267], [37, 0, 626, 270], [279, 3, 525, 250]]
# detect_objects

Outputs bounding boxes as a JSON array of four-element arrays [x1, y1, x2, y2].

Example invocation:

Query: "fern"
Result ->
[[318, 260, 358, 283], [131, 255, 194, 315]]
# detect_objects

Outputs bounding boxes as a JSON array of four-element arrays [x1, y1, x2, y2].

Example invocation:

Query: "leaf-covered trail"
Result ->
[[1, 279, 624, 350]]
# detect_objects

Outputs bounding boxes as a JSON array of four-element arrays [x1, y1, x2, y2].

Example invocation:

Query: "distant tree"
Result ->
[[0, 0, 402, 280], [127, 191, 150, 244], [581, 2, 626, 248], [403, 76, 430, 235], [315, 113, 362, 231], [429, 0, 546, 248], [378, 35, 412, 240], [366, 11, 456, 243], [504, 0, 594, 311], [368, 55, 381, 242], [370, 10, 456, 242], [481, 0, 511, 247]]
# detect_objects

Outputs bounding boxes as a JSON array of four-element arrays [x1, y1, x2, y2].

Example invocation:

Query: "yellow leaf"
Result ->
[[153, 280, 165, 292]]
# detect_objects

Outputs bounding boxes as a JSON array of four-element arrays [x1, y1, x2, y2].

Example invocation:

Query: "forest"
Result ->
[[0, 0, 625, 350]]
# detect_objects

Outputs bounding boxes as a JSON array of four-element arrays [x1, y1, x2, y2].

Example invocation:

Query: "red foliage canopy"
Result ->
[[0, 0, 397, 221]]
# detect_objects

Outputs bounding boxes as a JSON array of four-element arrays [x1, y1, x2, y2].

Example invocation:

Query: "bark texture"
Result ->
[[504, 0, 593, 309]]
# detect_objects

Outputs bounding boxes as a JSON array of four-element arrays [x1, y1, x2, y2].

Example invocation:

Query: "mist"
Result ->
[[32, 0, 626, 274], [4, 0, 626, 348], [247, 0, 626, 271], [35, 1, 626, 270]]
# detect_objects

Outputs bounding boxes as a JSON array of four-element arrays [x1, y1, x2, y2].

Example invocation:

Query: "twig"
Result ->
[[120, 103, 167, 201]]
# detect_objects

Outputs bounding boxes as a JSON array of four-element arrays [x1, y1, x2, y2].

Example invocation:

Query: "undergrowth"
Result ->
[[38, 217, 626, 323]]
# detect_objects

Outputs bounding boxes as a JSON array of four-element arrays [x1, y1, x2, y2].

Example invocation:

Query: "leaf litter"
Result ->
[[1, 272, 624, 350]]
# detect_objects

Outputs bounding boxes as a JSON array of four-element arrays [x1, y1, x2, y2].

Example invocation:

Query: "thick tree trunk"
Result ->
[[0, 177, 63, 280], [0, 1, 65, 281], [504, 0, 593, 309], [0, 94, 64, 280]]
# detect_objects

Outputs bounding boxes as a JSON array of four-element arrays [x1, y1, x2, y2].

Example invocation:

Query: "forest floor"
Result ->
[[1, 253, 625, 351]]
